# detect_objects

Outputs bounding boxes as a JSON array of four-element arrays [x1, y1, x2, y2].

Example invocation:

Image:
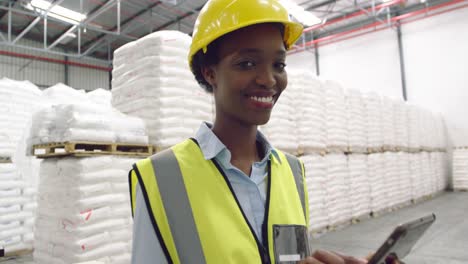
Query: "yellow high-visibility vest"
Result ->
[[130, 138, 308, 264]]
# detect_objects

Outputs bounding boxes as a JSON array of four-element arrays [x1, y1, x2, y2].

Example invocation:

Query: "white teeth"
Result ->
[[250, 96, 273, 103]]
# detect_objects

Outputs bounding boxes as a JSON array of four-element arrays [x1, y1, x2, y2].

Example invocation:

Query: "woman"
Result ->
[[130, 0, 398, 263]]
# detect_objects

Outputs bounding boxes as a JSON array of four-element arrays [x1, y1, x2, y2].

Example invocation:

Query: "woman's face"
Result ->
[[204, 23, 288, 126]]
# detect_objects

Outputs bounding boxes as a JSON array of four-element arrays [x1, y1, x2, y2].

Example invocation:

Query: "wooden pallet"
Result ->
[[347, 146, 368, 154], [327, 219, 352, 232], [32, 142, 154, 158], [367, 147, 384, 154], [351, 213, 371, 224], [327, 145, 348, 154], [0, 156, 12, 163], [299, 147, 327, 156], [0, 248, 32, 259], [453, 188, 468, 192]]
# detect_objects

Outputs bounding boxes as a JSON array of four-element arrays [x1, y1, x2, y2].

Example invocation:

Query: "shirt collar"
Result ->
[[194, 122, 281, 164]]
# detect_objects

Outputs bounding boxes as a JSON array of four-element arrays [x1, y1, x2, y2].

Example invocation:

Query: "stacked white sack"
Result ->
[[261, 70, 298, 153], [87, 88, 112, 108], [433, 114, 447, 150], [42, 83, 89, 105], [301, 155, 329, 231], [394, 101, 409, 149], [419, 111, 434, 150], [363, 93, 383, 150], [396, 152, 412, 205], [0, 78, 42, 254], [407, 105, 422, 150], [324, 81, 348, 149], [435, 152, 448, 191], [29, 103, 148, 146], [347, 154, 370, 218], [0, 162, 35, 253], [33, 156, 137, 264], [419, 152, 433, 197], [345, 89, 366, 151], [0, 78, 43, 157], [453, 149, 468, 190], [383, 152, 399, 208], [324, 154, 351, 226], [111, 31, 213, 149], [408, 153, 424, 200], [381, 97, 397, 148], [367, 153, 386, 213], [292, 71, 326, 152]]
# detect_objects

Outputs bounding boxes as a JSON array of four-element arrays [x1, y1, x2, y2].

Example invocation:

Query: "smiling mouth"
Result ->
[[249, 95, 274, 104]]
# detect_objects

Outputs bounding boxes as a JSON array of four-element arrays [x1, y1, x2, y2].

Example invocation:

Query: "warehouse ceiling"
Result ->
[[0, 0, 465, 65]]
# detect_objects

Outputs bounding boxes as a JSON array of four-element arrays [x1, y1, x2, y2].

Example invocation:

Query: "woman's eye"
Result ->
[[275, 62, 286, 71], [237, 61, 255, 69]]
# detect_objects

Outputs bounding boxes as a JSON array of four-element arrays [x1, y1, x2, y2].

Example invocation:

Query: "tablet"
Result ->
[[368, 213, 436, 264]]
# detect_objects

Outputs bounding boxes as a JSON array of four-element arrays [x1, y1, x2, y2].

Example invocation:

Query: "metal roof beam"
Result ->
[[48, 25, 77, 50], [81, 1, 163, 55], [11, 16, 41, 44], [306, 0, 337, 10], [155, 3, 204, 32]]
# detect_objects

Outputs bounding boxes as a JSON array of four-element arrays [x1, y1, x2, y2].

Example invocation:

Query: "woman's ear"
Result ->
[[201, 66, 216, 88]]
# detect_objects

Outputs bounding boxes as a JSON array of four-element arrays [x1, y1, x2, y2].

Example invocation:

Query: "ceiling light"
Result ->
[[26, 0, 86, 25], [280, 0, 321, 26]]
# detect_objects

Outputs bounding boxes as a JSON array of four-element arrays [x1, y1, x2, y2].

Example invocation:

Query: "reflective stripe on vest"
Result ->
[[130, 139, 307, 264], [284, 153, 307, 225]]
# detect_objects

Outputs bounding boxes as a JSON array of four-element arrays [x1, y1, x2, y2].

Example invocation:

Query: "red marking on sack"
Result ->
[[80, 209, 92, 221], [81, 245, 85, 251]]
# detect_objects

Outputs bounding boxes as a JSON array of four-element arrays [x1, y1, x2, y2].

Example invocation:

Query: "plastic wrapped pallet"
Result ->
[[324, 81, 348, 150], [367, 153, 386, 213], [0, 162, 35, 253], [324, 154, 351, 226], [29, 103, 148, 147], [363, 93, 383, 150], [261, 70, 299, 153], [345, 89, 366, 152], [111, 31, 213, 149], [33, 156, 137, 264], [87, 88, 112, 107], [453, 149, 468, 190], [300, 155, 329, 231], [347, 154, 370, 218]]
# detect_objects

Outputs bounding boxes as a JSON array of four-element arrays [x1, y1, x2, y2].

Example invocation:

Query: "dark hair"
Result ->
[[190, 38, 223, 93], [190, 23, 286, 93]]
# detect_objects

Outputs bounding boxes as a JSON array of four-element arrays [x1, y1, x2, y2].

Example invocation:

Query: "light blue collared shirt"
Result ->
[[131, 123, 280, 264]]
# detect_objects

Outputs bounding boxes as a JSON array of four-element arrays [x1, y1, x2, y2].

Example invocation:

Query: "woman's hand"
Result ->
[[297, 250, 403, 264], [297, 250, 368, 264]]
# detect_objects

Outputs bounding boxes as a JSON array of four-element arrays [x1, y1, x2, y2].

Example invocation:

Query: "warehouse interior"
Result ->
[[1, 0, 468, 263]]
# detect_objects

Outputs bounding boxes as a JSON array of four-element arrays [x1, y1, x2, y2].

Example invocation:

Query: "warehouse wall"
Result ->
[[287, 51, 317, 76], [0, 38, 64, 88], [402, 7, 468, 147], [68, 58, 110, 91], [0, 37, 110, 90], [317, 28, 403, 99]]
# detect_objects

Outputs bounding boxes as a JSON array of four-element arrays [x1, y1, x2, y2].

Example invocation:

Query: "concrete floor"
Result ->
[[1, 191, 467, 264], [310, 191, 468, 264]]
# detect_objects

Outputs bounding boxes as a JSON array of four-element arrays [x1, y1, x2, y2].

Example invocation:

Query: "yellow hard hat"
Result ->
[[188, 0, 304, 69]]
